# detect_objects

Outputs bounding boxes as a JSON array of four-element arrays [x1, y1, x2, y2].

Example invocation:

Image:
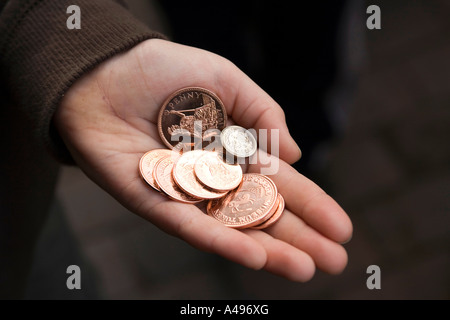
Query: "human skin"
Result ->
[[54, 39, 353, 282]]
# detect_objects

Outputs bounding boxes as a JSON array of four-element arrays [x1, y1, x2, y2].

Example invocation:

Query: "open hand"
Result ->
[[55, 39, 352, 282]]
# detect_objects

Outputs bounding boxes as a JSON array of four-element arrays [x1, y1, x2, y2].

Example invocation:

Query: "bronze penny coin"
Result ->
[[207, 173, 278, 229], [153, 155, 202, 204], [139, 149, 174, 191], [251, 193, 285, 230], [173, 150, 227, 199], [158, 87, 227, 150], [194, 151, 243, 192]]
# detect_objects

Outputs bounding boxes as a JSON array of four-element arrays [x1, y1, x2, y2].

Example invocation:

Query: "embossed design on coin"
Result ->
[[139, 149, 174, 191], [220, 125, 257, 158], [153, 155, 201, 203], [194, 151, 243, 192], [207, 173, 278, 228], [251, 193, 285, 230], [158, 87, 227, 150], [173, 150, 227, 199]]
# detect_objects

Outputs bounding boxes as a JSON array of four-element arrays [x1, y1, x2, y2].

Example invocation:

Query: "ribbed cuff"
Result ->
[[0, 0, 166, 163]]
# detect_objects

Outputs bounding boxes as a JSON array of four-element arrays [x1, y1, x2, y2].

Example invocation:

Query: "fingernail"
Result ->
[[296, 144, 302, 160], [340, 233, 353, 245]]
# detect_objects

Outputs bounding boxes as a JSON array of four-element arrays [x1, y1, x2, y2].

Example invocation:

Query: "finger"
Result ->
[[266, 209, 348, 275], [272, 161, 353, 244], [248, 153, 353, 244], [215, 65, 302, 164], [243, 229, 315, 282], [137, 194, 268, 271]]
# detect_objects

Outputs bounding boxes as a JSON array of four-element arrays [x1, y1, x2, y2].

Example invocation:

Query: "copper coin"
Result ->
[[139, 149, 174, 191], [153, 155, 201, 203], [220, 125, 257, 158], [173, 150, 227, 199], [251, 193, 285, 230], [158, 87, 227, 150], [194, 151, 243, 192], [207, 173, 278, 229]]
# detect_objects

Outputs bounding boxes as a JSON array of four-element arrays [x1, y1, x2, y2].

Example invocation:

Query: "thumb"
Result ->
[[216, 68, 302, 164]]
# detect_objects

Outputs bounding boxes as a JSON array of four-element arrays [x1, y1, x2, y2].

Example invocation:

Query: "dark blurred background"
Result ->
[[25, 0, 450, 299]]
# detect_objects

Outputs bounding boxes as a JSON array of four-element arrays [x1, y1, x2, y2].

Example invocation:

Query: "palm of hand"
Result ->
[[55, 39, 352, 282]]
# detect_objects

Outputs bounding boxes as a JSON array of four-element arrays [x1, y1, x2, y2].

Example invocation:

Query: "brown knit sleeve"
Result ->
[[0, 0, 166, 163]]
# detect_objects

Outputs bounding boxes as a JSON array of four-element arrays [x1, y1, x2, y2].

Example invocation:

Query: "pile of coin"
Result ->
[[138, 87, 285, 229]]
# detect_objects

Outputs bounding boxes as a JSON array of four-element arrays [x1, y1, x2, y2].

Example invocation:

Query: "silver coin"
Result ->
[[220, 125, 257, 158]]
